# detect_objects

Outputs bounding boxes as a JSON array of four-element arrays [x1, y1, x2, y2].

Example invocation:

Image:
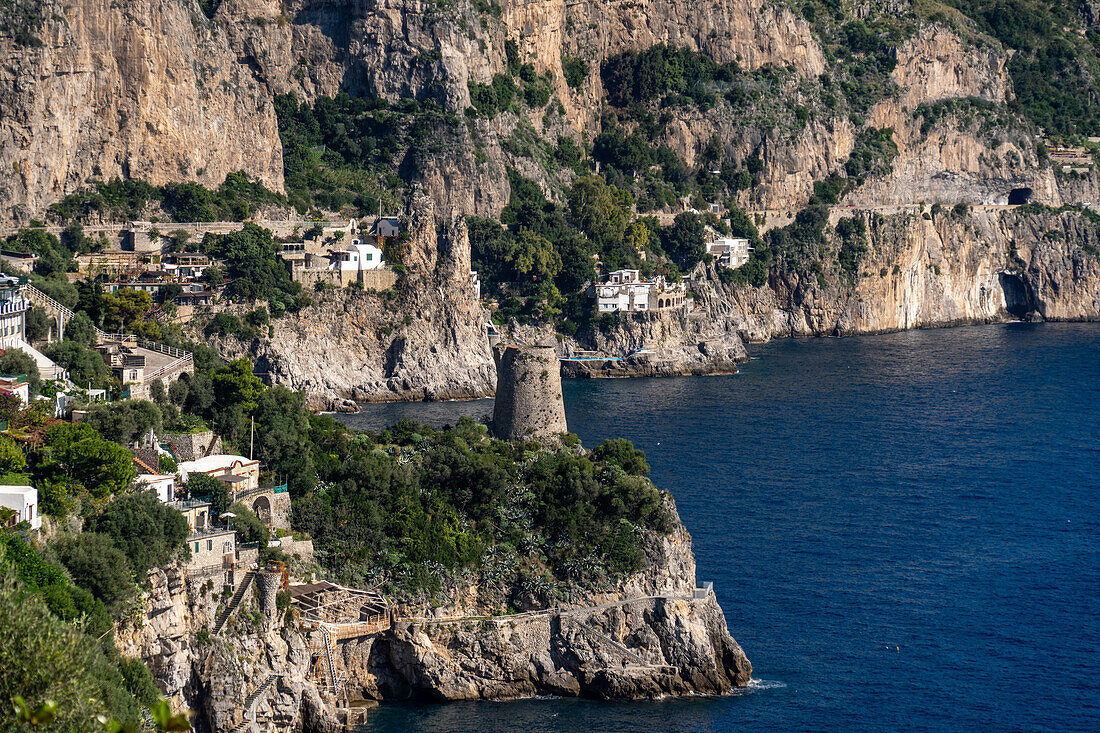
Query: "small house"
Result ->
[[371, 217, 401, 238], [706, 238, 752, 268], [136, 473, 176, 504], [333, 240, 386, 272], [185, 528, 236, 576], [0, 374, 30, 405], [0, 485, 40, 530], [178, 454, 260, 495]]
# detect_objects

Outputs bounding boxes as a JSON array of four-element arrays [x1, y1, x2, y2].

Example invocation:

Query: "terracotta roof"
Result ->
[[133, 455, 158, 474]]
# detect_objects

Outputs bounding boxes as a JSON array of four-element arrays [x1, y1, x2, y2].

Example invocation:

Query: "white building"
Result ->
[[371, 217, 401, 238], [333, 240, 386, 272], [707, 238, 752, 268], [595, 270, 688, 313], [0, 275, 28, 350], [0, 375, 30, 405], [0, 485, 40, 530], [136, 473, 177, 504], [179, 454, 260, 495]]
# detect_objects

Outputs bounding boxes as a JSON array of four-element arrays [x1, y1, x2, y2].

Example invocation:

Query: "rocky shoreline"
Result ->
[[120, 490, 751, 731]]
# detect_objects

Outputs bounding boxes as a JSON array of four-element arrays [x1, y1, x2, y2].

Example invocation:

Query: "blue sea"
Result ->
[[345, 323, 1100, 732]]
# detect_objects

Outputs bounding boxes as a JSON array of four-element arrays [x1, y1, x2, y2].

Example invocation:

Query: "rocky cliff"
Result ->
[[332, 502, 751, 702], [115, 564, 336, 732], [561, 303, 749, 379], [4, 0, 1087, 223], [715, 208, 1100, 341], [116, 501, 751, 725], [0, 0, 283, 222], [209, 193, 496, 408]]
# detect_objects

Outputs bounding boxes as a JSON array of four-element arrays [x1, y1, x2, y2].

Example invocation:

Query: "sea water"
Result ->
[[345, 323, 1100, 731]]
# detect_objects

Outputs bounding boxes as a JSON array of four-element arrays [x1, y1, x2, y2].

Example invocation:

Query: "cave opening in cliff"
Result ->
[[999, 272, 1031, 318], [1008, 188, 1034, 205]]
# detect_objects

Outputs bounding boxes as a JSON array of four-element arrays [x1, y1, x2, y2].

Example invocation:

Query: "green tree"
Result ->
[[186, 474, 229, 515], [53, 533, 135, 611], [102, 288, 154, 331], [591, 438, 651, 476], [84, 490, 189, 579], [46, 426, 135, 498], [82, 400, 162, 446], [44, 340, 111, 388], [203, 224, 303, 311], [6, 228, 75, 277], [162, 182, 216, 222], [661, 212, 707, 269], [210, 359, 264, 416], [227, 502, 268, 548], [567, 175, 631, 252], [0, 558, 144, 731], [506, 231, 561, 294], [0, 435, 27, 476], [0, 348, 42, 396], [25, 306, 51, 343], [253, 385, 315, 495]]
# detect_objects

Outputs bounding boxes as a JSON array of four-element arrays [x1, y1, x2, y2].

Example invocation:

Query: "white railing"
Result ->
[[24, 284, 193, 386]]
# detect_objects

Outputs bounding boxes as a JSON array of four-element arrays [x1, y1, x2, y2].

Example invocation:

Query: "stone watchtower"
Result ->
[[491, 340, 567, 442]]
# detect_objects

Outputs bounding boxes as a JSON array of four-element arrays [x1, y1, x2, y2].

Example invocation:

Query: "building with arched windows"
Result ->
[[595, 270, 689, 314]]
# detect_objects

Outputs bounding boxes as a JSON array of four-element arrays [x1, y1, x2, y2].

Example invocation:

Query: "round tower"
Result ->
[[491, 340, 567, 442], [256, 571, 281, 620]]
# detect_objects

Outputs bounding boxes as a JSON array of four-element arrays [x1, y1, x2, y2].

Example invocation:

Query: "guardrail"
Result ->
[[25, 284, 194, 387]]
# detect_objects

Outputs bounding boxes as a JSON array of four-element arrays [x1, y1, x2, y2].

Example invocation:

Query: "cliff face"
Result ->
[[0, 0, 283, 222], [561, 304, 749, 379], [717, 209, 1100, 340], [116, 564, 333, 732], [5, 0, 1075, 222], [238, 195, 495, 407], [333, 503, 751, 702]]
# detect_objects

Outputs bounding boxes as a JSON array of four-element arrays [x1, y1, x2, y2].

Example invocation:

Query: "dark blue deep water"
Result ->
[[349, 323, 1100, 732]]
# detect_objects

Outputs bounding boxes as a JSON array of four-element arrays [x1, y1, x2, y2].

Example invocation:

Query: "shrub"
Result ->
[[562, 54, 588, 89], [84, 490, 189, 580], [54, 533, 134, 611]]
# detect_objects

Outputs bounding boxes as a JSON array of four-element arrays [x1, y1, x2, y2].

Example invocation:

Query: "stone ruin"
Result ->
[[491, 339, 567, 442]]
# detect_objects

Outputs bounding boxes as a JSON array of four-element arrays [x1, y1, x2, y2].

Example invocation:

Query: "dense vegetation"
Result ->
[[275, 92, 453, 215], [0, 535, 177, 731], [294, 417, 674, 605], [943, 0, 1100, 136], [468, 40, 554, 117], [468, 168, 725, 329], [48, 171, 285, 224], [202, 223, 309, 315]]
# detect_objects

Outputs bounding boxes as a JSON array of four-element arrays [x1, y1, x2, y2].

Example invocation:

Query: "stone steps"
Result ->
[[213, 571, 254, 634]]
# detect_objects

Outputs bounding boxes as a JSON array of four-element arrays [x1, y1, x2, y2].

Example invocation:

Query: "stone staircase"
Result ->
[[228, 673, 281, 733], [213, 571, 254, 634]]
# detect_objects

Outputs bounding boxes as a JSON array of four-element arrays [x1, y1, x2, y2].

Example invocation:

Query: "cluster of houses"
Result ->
[[282, 218, 397, 290], [594, 269, 690, 314], [60, 216, 407, 312], [1, 427, 305, 583], [590, 234, 750, 315]]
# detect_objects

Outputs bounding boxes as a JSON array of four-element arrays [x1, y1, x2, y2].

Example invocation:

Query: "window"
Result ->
[[207, 540, 213, 551], [366, 253, 372, 261], [195, 542, 200, 553]]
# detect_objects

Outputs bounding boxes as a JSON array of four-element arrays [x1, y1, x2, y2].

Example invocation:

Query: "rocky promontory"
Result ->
[[336, 501, 750, 702]]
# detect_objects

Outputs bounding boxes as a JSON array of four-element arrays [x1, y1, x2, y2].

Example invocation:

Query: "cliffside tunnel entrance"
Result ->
[[998, 272, 1031, 318], [1008, 188, 1033, 205]]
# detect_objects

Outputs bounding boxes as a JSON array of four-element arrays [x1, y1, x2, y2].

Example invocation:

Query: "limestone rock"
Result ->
[[0, 0, 282, 223]]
